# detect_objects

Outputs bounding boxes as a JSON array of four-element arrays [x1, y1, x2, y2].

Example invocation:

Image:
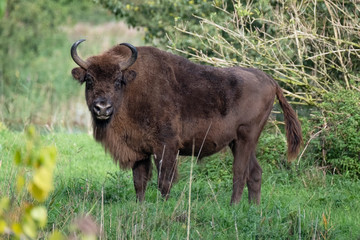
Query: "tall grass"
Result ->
[[1, 129, 359, 239]]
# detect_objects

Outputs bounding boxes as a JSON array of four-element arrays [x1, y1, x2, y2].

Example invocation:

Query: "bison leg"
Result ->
[[230, 139, 253, 204], [230, 124, 261, 205], [154, 146, 178, 199], [132, 156, 152, 202], [247, 152, 262, 205]]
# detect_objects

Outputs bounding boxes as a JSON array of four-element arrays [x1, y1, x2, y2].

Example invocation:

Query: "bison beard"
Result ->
[[70, 39, 302, 205]]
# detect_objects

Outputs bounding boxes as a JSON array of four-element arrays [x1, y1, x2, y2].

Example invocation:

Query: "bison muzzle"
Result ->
[[70, 39, 302, 205]]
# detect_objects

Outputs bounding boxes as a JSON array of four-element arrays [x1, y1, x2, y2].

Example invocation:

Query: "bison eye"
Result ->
[[115, 79, 122, 90], [115, 74, 124, 90], [85, 74, 93, 89]]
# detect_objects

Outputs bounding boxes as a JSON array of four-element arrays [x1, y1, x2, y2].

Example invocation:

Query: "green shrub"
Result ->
[[303, 89, 360, 178], [0, 126, 58, 239], [0, 127, 99, 239], [97, 0, 229, 49], [257, 131, 287, 168], [320, 89, 360, 178]]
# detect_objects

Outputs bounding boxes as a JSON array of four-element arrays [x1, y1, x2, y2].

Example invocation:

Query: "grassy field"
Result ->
[[1, 129, 359, 239]]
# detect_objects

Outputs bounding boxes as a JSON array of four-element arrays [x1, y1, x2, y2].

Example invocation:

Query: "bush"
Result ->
[[0, 127, 100, 239], [302, 89, 360, 178], [0, 126, 57, 239], [97, 0, 229, 49], [257, 132, 287, 168]]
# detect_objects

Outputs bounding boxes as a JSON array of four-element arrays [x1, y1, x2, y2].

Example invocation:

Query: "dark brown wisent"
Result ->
[[70, 39, 302, 204]]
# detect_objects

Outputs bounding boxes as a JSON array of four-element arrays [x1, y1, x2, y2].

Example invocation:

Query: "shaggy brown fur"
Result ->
[[71, 40, 302, 204]]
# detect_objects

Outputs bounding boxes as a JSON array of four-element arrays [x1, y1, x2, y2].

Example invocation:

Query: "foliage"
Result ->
[[257, 130, 287, 167], [0, 127, 100, 239], [255, 89, 360, 179], [96, 0, 228, 48], [302, 89, 360, 178], [0, 126, 58, 239]]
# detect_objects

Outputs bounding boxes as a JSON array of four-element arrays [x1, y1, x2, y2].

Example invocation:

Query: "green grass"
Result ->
[[1, 129, 360, 239]]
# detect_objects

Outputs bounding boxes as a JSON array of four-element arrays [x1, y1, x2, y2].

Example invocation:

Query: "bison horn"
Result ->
[[119, 43, 138, 70], [71, 39, 89, 70]]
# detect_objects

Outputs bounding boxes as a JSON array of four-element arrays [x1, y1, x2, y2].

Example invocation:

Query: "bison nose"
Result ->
[[93, 102, 113, 118]]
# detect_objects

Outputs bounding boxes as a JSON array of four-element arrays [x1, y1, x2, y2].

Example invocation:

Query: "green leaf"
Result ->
[[22, 218, 37, 239], [26, 125, 36, 140], [0, 219, 7, 233], [14, 150, 22, 165], [0, 197, 9, 215], [16, 175, 25, 193], [28, 182, 48, 202], [32, 166, 53, 193], [11, 223, 23, 236], [39, 146, 57, 168], [48, 231, 65, 240], [30, 206, 47, 228]]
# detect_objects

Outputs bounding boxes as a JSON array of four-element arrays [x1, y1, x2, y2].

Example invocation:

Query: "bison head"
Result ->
[[70, 39, 137, 125]]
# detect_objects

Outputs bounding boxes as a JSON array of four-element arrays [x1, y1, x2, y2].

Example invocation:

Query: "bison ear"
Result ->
[[122, 70, 137, 85], [71, 67, 86, 84]]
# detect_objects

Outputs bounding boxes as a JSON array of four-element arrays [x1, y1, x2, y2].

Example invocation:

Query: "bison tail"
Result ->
[[275, 84, 303, 161]]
